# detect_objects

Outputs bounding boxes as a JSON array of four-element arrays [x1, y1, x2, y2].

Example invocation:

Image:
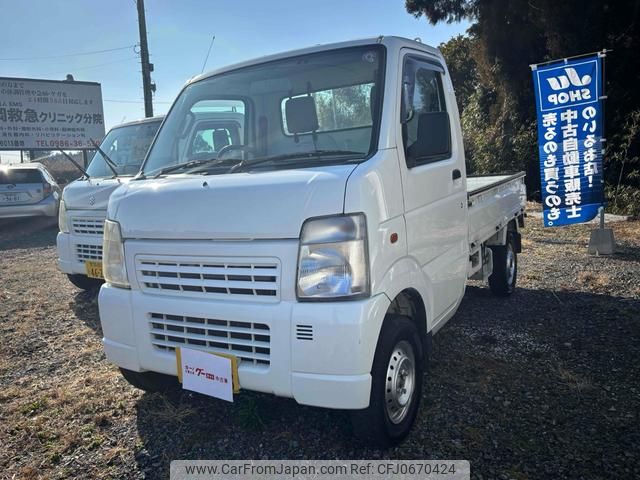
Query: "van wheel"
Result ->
[[350, 314, 423, 447], [67, 274, 103, 291], [119, 368, 181, 393], [488, 233, 517, 296]]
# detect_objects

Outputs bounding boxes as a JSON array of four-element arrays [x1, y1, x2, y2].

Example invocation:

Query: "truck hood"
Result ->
[[62, 177, 131, 211], [109, 165, 357, 240]]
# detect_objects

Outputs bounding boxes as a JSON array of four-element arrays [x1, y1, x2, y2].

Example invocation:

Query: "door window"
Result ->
[[401, 57, 451, 166]]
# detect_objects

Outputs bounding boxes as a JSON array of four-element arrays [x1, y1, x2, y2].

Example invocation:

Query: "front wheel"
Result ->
[[350, 314, 424, 447], [488, 232, 517, 296], [67, 274, 103, 291]]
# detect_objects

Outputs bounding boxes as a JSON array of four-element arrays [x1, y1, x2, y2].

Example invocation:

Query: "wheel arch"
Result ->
[[387, 288, 430, 361]]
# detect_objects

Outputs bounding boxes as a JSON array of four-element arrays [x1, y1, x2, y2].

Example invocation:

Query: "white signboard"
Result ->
[[179, 347, 235, 402], [0, 76, 105, 150]]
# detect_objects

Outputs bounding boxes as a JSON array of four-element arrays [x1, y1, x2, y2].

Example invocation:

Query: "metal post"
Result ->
[[588, 50, 615, 255], [82, 150, 89, 169], [136, 0, 154, 117], [20, 150, 24, 163]]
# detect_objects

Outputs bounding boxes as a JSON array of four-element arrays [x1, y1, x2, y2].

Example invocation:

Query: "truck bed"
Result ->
[[467, 172, 526, 247]]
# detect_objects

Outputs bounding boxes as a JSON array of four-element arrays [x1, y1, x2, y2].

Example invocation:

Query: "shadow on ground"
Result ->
[[0, 217, 57, 250], [132, 286, 640, 479], [70, 287, 103, 334]]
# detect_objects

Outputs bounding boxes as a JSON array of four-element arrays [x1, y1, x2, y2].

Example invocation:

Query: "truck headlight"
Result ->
[[103, 219, 130, 289], [297, 213, 369, 300], [58, 200, 69, 233]]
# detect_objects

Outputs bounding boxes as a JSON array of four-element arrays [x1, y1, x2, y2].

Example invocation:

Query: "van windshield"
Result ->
[[142, 45, 384, 176], [87, 120, 162, 177]]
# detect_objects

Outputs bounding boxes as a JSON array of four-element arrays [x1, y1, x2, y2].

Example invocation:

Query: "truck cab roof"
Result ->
[[190, 36, 441, 86]]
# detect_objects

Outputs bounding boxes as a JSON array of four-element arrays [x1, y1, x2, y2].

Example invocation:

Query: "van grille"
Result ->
[[71, 217, 104, 236], [149, 313, 270, 366], [76, 244, 103, 262], [136, 256, 280, 301]]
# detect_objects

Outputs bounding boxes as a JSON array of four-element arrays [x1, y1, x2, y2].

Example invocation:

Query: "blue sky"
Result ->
[[0, 0, 468, 162]]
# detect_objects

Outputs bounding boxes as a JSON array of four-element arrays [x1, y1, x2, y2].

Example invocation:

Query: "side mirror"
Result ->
[[406, 111, 451, 165]]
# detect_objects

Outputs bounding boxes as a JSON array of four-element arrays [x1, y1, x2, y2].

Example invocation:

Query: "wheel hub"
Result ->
[[385, 340, 416, 424]]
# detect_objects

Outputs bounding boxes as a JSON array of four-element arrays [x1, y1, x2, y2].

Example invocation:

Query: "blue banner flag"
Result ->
[[532, 55, 604, 226]]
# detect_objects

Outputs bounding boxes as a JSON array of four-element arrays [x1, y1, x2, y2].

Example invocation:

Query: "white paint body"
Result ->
[[98, 37, 526, 409], [57, 176, 127, 276], [56, 117, 164, 278]]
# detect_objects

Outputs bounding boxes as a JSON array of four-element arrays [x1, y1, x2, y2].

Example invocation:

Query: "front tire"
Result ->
[[488, 232, 517, 296], [67, 274, 103, 291], [350, 314, 424, 447]]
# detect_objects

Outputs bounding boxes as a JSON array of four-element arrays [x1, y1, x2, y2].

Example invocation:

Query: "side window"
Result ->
[[401, 57, 451, 167]]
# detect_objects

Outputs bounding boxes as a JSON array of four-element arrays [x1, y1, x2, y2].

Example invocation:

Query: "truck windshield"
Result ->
[[142, 45, 384, 176], [87, 120, 162, 177]]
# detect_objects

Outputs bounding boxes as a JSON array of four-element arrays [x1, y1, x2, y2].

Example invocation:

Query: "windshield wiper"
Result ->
[[151, 157, 227, 178], [89, 139, 119, 177], [58, 150, 90, 179], [229, 150, 363, 173]]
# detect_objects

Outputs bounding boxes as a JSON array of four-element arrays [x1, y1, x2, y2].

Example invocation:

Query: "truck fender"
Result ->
[[375, 256, 434, 332]]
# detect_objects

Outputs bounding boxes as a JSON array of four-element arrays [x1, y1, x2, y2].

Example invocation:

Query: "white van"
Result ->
[[98, 37, 525, 445], [57, 117, 164, 290]]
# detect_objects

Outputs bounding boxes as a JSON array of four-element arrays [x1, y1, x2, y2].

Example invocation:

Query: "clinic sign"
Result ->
[[0, 76, 105, 150], [532, 55, 604, 226]]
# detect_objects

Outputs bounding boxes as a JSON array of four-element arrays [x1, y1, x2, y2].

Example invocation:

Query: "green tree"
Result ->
[[408, 0, 640, 211]]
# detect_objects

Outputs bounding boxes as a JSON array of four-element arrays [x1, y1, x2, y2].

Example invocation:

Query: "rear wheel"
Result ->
[[67, 274, 103, 291], [119, 368, 181, 393], [488, 232, 517, 296], [350, 314, 424, 447]]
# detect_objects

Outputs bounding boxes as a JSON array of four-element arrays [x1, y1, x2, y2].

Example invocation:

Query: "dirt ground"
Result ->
[[0, 213, 639, 479]]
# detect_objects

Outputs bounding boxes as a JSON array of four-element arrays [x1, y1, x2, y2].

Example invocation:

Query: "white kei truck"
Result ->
[[58, 112, 243, 290], [98, 36, 526, 446], [57, 116, 164, 290]]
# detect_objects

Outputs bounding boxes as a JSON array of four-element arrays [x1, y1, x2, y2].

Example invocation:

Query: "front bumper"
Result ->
[[0, 195, 58, 219], [57, 231, 103, 275], [98, 283, 389, 409]]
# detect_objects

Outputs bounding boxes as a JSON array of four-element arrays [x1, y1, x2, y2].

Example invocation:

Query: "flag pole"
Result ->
[[588, 49, 615, 255]]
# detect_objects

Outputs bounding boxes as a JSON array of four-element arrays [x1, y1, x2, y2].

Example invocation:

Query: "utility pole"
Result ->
[[136, 0, 154, 117]]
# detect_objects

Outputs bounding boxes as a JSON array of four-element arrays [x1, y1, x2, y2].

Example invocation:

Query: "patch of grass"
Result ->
[[556, 366, 593, 391], [576, 271, 611, 291], [20, 397, 48, 416], [236, 395, 266, 430]]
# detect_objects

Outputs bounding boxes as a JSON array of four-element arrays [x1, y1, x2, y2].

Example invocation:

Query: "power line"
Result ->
[[104, 99, 173, 104], [0, 45, 136, 61], [47, 57, 139, 75]]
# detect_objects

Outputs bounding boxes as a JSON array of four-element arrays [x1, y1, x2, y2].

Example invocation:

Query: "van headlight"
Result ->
[[296, 213, 369, 300], [58, 200, 69, 233], [103, 219, 130, 289]]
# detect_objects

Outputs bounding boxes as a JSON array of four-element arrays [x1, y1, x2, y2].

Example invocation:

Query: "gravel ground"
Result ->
[[0, 213, 639, 479]]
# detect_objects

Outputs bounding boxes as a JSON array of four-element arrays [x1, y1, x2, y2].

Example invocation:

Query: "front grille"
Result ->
[[71, 217, 104, 236], [136, 256, 280, 301], [76, 244, 103, 262], [149, 313, 270, 366]]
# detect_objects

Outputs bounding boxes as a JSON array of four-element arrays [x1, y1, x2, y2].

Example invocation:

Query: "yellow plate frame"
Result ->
[[176, 347, 240, 394]]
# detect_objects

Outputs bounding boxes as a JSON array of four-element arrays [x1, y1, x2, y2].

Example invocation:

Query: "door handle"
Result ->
[[452, 169, 462, 180]]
